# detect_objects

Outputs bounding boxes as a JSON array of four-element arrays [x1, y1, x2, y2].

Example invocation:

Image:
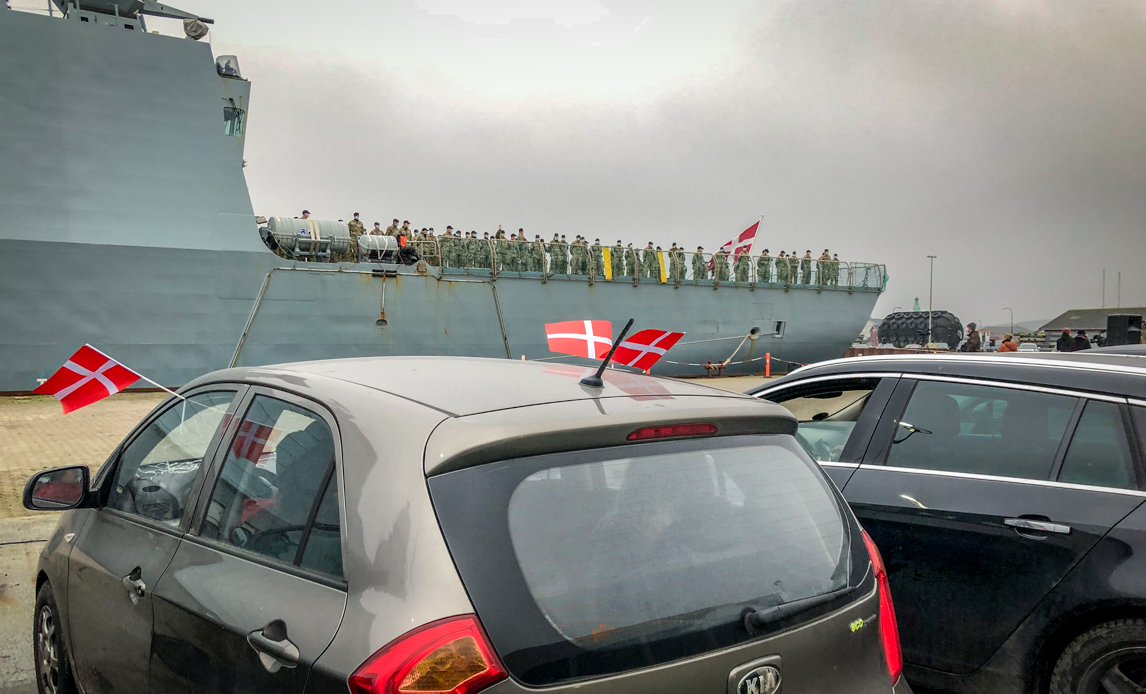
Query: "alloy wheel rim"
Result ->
[[36, 604, 60, 694], [1087, 647, 1146, 694]]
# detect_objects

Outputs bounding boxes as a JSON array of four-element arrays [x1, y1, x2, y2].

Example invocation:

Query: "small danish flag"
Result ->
[[232, 420, 276, 465], [545, 320, 613, 359], [613, 329, 685, 371], [33, 345, 141, 414]]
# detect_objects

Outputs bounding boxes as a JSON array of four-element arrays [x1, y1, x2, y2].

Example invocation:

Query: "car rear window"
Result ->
[[429, 435, 853, 686]]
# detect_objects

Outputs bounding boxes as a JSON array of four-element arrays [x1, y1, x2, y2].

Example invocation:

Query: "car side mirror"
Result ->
[[23, 465, 90, 511]]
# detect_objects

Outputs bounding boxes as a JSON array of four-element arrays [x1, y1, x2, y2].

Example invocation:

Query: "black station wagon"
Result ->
[[25, 357, 910, 694], [752, 352, 1146, 694]]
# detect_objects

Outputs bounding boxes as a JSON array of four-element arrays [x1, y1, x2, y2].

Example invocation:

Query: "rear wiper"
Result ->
[[741, 585, 858, 636]]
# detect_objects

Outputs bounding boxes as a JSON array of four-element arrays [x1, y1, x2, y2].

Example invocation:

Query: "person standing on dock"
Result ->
[[1056, 328, 1074, 352], [692, 246, 708, 282], [757, 249, 772, 284], [962, 323, 982, 352]]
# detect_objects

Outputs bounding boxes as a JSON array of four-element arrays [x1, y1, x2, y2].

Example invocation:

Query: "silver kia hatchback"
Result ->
[[25, 357, 910, 694]]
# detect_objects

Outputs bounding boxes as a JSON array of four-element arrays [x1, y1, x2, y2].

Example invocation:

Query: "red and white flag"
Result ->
[[613, 329, 685, 371], [545, 320, 613, 358], [32, 345, 141, 414], [232, 421, 276, 465], [719, 221, 760, 259]]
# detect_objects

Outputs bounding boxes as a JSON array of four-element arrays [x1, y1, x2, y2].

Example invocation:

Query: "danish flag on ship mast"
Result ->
[[719, 220, 760, 259], [32, 344, 142, 414]]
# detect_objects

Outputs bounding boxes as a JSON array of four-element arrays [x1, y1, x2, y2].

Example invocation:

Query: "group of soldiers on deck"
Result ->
[[340, 213, 843, 286]]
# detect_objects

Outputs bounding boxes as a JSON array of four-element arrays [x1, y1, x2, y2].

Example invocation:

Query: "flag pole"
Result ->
[[133, 374, 186, 401]]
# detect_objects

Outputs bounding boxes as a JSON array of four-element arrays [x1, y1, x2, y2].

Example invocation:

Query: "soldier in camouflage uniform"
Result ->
[[385, 219, 401, 237], [545, 234, 561, 275], [610, 240, 624, 279], [590, 239, 604, 279], [641, 242, 658, 280], [799, 251, 812, 285], [713, 248, 730, 282], [667, 243, 682, 282], [623, 244, 637, 279], [757, 249, 771, 284], [692, 246, 707, 282], [734, 250, 750, 284], [775, 252, 790, 284], [347, 213, 365, 242]]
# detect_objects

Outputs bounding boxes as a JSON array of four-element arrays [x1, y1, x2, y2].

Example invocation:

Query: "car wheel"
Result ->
[[34, 582, 77, 694], [1050, 619, 1146, 694]]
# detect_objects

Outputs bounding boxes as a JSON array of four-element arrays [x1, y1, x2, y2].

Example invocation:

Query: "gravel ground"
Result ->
[[0, 392, 166, 521]]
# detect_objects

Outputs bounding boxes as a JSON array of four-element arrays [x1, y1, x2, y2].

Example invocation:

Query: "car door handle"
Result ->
[[247, 619, 299, 673], [1005, 518, 1072, 535], [120, 566, 146, 605]]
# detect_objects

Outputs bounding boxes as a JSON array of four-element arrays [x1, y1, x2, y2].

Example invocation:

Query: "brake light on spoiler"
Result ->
[[349, 615, 508, 694], [627, 422, 718, 441]]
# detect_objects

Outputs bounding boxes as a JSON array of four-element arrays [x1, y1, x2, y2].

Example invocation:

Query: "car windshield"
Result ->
[[429, 435, 852, 686]]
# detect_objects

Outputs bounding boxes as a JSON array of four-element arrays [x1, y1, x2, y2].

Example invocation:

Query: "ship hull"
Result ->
[[0, 238, 879, 390]]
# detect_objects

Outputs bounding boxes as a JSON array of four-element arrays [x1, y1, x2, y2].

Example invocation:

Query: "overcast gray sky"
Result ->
[[192, 0, 1144, 325]]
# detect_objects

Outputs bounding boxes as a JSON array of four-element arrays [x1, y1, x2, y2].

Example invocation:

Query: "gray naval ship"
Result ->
[[0, 0, 887, 392]]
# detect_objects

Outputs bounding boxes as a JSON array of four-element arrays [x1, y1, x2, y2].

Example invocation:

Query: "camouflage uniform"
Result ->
[[610, 243, 624, 279], [624, 245, 639, 279], [799, 254, 811, 285], [757, 253, 772, 284], [734, 252, 750, 284], [347, 218, 365, 242], [668, 245, 683, 282], [641, 244, 658, 280], [775, 255, 790, 284], [692, 249, 708, 282], [591, 242, 605, 279], [713, 250, 730, 282]]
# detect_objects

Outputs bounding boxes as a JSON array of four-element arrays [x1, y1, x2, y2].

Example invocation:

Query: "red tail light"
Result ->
[[627, 422, 717, 441], [348, 615, 508, 694], [862, 530, 903, 685]]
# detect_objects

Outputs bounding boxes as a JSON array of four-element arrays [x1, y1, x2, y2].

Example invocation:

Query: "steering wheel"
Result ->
[[794, 431, 834, 462], [237, 524, 307, 560]]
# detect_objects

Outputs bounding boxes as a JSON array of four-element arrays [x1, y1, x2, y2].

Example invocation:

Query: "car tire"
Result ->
[[1049, 618, 1146, 694], [34, 582, 77, 694]]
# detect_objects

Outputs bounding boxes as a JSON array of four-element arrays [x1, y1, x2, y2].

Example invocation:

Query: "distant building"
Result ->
[[1039, 307, 1146, 332]]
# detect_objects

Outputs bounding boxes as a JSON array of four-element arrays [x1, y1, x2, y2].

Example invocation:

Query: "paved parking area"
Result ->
[[0, 392, 165, 521], [0, 392, 165, 693]]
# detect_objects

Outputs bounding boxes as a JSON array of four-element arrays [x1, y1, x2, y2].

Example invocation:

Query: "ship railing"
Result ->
[[273, 234, 886, 293]]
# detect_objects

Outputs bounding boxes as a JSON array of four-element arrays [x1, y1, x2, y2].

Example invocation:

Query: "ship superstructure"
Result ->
[[0, 2, 886, 391]]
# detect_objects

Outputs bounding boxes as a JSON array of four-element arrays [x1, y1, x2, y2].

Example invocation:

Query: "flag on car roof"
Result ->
[[613, 329, 685, 371], [545, 320, 613, 358], [32, 344, 141, 414]]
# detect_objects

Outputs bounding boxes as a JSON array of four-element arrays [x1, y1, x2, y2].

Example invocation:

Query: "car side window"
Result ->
[[200, 395, 341, 574], [107, 391, 236, 525], [886, 380, 1076, 480], [299, 474, 343, 580], [767, 379, 881, 462], [1058, 401, 1136, 490]]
